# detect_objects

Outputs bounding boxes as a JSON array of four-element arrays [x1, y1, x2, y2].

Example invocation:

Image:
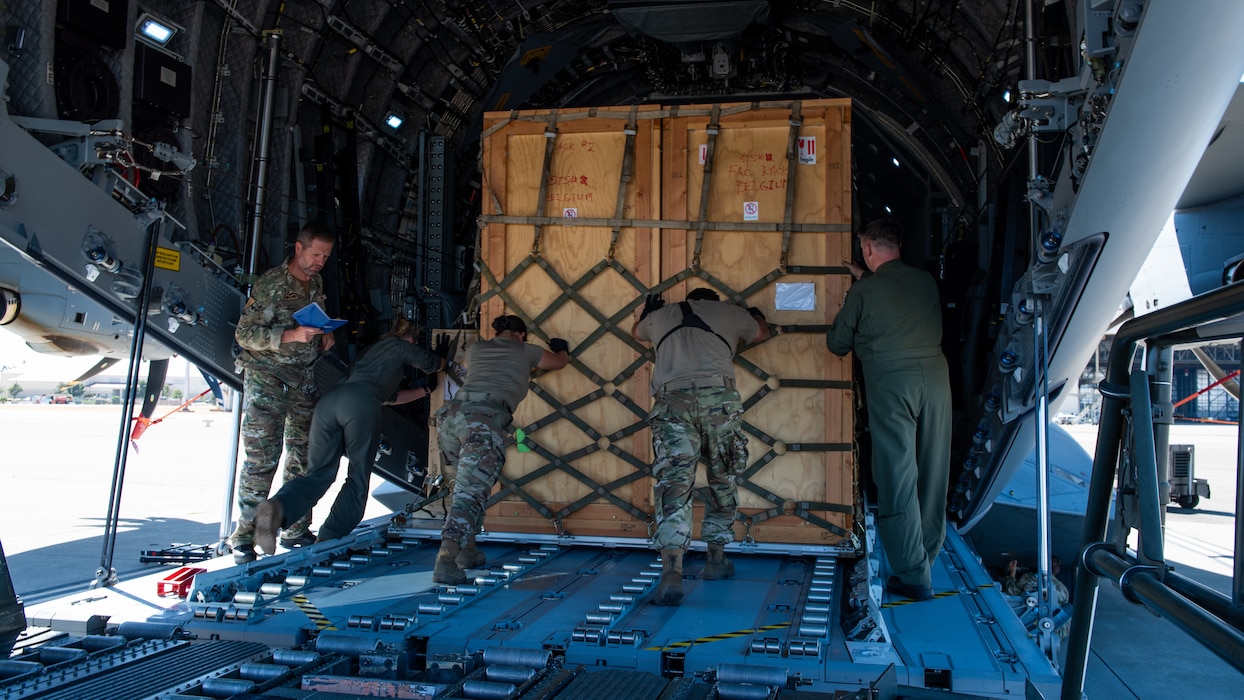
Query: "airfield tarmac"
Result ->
[[0, 403, 1239, 697]]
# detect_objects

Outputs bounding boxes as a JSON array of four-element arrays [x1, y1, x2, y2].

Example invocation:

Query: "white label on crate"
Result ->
[[775, 282, 817, 311], [160, 66, 178, 87], [563, 208, 577, 218], [698, 144, 707, 164], [798, 136, 817, 165], [743, 201, 759, 221]]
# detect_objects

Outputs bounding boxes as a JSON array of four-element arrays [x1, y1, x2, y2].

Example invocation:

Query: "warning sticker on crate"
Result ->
[[743, 201, 759, 221], [798, 136, 817, 165], [698, 144, 708, 164], [563, 208, 578, 218]]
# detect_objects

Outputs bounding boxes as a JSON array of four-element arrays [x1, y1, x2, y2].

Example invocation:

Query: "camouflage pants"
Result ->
[[649, 386, 747, 551], [232, 368, 316, 545], [436, 400, 512, 544]]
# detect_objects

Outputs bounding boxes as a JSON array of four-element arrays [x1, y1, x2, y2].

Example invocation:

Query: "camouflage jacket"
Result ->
[[235, 260, 326, 383]]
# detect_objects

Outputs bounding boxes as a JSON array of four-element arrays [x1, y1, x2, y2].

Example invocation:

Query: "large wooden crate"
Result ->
[[471, 100, 855, 546]]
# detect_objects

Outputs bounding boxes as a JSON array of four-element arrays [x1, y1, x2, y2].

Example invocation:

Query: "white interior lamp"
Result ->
[[135, 13, 183, 51], [384, 111, 405, 130]]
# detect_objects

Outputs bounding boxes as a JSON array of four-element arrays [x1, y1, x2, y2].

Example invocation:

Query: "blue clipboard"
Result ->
[[293, 302, 347, 332]]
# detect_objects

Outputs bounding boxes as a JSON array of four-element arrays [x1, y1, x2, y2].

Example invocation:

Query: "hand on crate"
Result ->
[[639, 293, 665, 320], [549, 338, 570, 354], [433, 332, 458, 361]]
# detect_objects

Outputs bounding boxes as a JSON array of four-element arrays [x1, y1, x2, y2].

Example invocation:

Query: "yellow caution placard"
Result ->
[[154, 247, 181, 272]]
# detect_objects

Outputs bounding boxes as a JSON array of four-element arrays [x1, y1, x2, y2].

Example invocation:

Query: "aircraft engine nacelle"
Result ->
[[0, 288, 17, 325]]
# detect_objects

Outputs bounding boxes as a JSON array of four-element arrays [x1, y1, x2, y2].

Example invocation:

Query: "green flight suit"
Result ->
[[827, 259, 951, 587]]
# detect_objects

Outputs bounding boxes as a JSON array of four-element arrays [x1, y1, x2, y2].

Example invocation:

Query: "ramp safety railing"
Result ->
[[1061, 283, 1244, 698]]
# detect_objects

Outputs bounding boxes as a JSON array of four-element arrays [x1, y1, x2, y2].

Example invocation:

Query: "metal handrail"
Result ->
[[1061, 282, 1244, 698]]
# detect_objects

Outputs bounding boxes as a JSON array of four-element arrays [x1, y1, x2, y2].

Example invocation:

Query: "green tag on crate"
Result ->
[[515, 427, 531, 452]]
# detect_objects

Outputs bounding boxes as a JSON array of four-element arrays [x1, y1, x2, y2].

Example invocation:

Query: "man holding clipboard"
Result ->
[[230, 222, 338, 563]]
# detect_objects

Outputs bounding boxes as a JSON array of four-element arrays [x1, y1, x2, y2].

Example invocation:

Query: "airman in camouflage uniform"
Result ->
[[431, 315, 569, 585], [632, 288, 768, 606], [231, 222, 337, 564]]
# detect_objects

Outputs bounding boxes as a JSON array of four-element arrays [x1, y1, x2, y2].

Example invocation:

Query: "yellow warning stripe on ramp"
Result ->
[[292, 593, 337, 630], [643, 621, 790, 651], [881, 584, 994, 608]]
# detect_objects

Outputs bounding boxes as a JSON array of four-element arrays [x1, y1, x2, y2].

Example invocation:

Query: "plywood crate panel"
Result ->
[[470, 100, 855, 546], [663, 101, 854, 544]]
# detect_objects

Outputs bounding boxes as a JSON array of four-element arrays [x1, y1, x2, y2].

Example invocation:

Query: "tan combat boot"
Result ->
[[652, 548, 685, 606], [432, 540, 469, 585], [702, 542, 735, 580], [456, 536, 487, 568]]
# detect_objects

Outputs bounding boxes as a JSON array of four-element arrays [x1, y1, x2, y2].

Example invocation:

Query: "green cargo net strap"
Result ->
[[530, 112, 560, 256], [607, 106, 640, 262], [732, 458, 854, 540], [489, 437, 652, 525], [691, 104, 723, 271], [779, 104, 802, 272]]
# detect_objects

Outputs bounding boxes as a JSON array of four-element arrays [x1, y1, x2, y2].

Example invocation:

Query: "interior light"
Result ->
[[384, 112, 404, 130], [135, 13, 184, 51], [884, 205, 892, 214], [140, 20, 173, 44], [891, 157, 900, 168], [1002, 89, 1012, 103]]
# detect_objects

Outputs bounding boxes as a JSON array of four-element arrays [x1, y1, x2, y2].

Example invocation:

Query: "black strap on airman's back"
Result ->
[[655, 301, 732, 353]]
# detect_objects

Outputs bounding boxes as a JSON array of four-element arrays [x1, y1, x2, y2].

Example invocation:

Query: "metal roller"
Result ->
[[331, 560, 353, 571], [438, 594, 463, 605], [311, 566, 334, 577], [717, 682, 774, 700], [0, 660, 43, 679], [622, 584, 645, 594], [788, 640, 820, 656], [350, 554, 371, 564], [482, 646, 551, 669], [233, 591, 262, 606], [485, 665, 537, 684], [585, 612, 614, 625], [418, 603, 445, 615], [117, 621, 182, 639], [609, 594, 634, 604], [805, 604, 830, 615], [259, 583, 286, 596], [801, 614, 828, 625], [80, 635, 126, 652], [272, 649, 321, 666], [457, 585, 480, 596], [798, 624, 828, 637], [239, 662, 290, 681], [717, 663, 788, 687], [200, 678, 256, 697], [286, 575, 310, 588], [38, 647, 88, 664], [370, 547, 392, 557], [598, 603, 624, 614], [518, 556, 538, 564], [315, 633, 382, 657], [462, 679, 517, 699], [476, 576, 498, 586]]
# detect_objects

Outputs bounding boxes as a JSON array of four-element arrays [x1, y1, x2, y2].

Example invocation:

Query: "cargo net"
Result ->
[[474, 102, 856, 545]]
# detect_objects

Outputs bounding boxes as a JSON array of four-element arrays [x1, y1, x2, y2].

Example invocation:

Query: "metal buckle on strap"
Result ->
[[660, 376, 734, 393]]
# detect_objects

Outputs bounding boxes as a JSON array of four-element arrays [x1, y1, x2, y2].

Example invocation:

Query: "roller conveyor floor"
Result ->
[[9, 516, 1060, 699]]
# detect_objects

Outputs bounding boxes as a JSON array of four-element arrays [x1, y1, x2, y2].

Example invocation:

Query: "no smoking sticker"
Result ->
[[743, 201, 759, 221]]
